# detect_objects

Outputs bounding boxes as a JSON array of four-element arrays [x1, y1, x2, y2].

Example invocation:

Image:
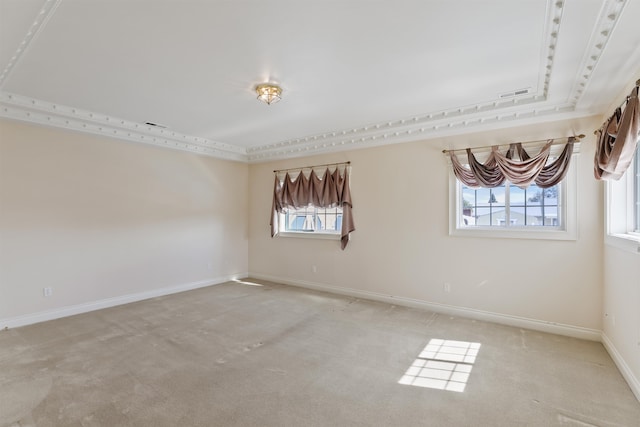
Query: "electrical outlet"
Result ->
[[443, 283, 451, 293], [312, 265, 317, 273], [43, 287, 53, 297]]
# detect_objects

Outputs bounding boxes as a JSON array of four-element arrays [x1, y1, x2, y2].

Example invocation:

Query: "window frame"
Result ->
[[277, 205, 343, 240], [272, 164, 352, 242], [605, 148, 640, 253], [448, 151, 578, 241]]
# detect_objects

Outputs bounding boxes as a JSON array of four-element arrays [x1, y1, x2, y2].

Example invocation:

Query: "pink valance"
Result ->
[[449, 138, 575, 189], [594, 85, 639, 180], [271, 166, 355, 249]]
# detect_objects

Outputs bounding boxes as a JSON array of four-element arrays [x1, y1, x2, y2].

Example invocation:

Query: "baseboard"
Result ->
[[0, 273, 247, 330], [249, 273, 602, 342], [601, 332, 640, 402], [4, 272, 636, 402]]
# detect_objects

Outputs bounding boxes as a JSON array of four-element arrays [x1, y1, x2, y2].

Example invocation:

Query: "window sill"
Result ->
[[605, 233, 640, 254], [450, 226, 576, 241], [277, 231, 341, 241]]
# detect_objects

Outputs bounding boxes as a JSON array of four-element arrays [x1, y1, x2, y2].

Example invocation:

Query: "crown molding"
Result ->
[[246, 0, 569, 162], [0, 0, 632, 164], [0, 0, 62, 87], [246, 0, 632, 163], [247, 102, 585, 162], [567, 0, 630, 105], [0, 90, 585, 164], [0, 92, 248, 162]]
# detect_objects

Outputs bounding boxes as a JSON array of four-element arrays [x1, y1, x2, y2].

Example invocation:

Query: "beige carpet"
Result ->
[[1, 279, 639, 426]]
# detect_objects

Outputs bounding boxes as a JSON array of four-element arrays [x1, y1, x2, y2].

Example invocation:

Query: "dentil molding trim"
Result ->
[[0, 0, 62, 87], [566, 0, 630, 106], [0, 0, 632, 163], [247, 0, 632, 162], [0, 92, 247, 162]]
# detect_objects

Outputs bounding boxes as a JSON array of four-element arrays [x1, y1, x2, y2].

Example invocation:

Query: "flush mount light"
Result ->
[[255, 83, 282, 105]]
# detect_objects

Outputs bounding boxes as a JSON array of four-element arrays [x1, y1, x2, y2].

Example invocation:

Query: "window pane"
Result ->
[[511, 206, 526, 225], [283, 206, 342, 233], [316, 207, 341, 232], [285, 207, 314, 231], [525, 185, 543, 206], [510, 186, 525, 207], [487, 187, 505, 206], [475, 187, 492, 207], [462, 187, 475, 214], [474, 207, 491, 226], [543, 206, 558, 226], [457, 181, 562, 229]]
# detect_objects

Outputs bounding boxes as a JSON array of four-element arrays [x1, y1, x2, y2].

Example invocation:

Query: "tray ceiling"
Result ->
[[1, 0, 639, 162]]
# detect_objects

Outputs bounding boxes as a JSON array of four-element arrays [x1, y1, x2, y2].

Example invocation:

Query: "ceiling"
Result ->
[[1, 0, 639, 163]]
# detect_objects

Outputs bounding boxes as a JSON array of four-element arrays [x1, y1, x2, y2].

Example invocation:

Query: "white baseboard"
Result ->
[[601, 332, 640, 402], [4, 272, 637, 403], [249, 273, 602, 342], [0, 273, 247, 330]]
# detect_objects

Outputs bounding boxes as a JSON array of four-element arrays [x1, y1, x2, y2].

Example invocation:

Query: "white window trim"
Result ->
[[276, 207, 343, 240], [274, 165, 350, 241], [277, 230, 340, 240], [604, 153, 640, 254], [448, 154, 578, 241]]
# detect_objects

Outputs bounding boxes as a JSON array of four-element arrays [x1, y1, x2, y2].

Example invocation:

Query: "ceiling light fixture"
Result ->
[[255, 83, 282, 105]]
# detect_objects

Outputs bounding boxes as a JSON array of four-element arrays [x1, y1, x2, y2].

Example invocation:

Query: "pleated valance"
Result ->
[[448, 137, 576, 189], [270, 165, 355, 249], [594, 84, 639, 180]]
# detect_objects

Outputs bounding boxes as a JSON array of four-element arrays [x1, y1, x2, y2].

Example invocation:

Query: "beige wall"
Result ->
[[3, 114, 637, 396], [603, 246, 640, 397], [0, 120, 248, 321], [249, 116, 604, 331]]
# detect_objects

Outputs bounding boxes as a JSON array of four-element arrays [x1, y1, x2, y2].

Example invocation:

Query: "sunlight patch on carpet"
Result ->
[[232, 279, 264, 287], [399, 339, 481, 392]]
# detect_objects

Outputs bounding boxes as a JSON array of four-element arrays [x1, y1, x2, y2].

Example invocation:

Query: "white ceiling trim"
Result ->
[[0, 89, 584, 164], [247, 103, 582, 162], [246, 0, 631, 162], [0, 0, 633, 164], [0, 0, 61, 87], [0, 92, 247, 162], [247, 0, 567, 162], [566, 0, 629, 106]]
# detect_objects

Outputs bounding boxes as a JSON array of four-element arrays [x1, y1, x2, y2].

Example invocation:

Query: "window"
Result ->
[[449, 153, 577, 240], [606, 147, 640, 252], [461, 183, 560, 228], [282, 206, 343, 233], [271, 163, 354, 247]]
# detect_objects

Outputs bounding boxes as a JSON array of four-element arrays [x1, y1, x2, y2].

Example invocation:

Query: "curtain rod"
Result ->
[[441, 134, 584, 155], [273, 161, 351, 173], [593, 78, 639, 135]]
